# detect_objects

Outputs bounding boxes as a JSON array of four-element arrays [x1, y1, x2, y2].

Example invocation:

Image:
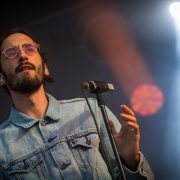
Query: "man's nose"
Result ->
[[18, 48, 28, 61]]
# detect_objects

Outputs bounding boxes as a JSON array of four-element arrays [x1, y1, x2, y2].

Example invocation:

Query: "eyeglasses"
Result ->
[[1, 43, 39, 59]]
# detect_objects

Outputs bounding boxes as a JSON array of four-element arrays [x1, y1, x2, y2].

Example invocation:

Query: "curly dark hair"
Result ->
[[0, 27, 54, 94]]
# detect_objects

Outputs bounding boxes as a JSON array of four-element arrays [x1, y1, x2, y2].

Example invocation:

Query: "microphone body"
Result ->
[[83, 81, 114, 93]]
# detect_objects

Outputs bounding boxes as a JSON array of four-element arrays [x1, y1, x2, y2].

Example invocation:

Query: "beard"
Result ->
[[3, 64, 45, 94]]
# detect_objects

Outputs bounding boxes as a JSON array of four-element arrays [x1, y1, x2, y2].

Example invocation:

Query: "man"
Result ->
[[0, 28, 154, 179]]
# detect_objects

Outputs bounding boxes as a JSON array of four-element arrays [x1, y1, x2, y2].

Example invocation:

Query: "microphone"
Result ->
[[83, 81, 115, 93]]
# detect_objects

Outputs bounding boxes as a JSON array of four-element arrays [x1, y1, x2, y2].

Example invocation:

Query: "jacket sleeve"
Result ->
[[97, 105, 154, 180]]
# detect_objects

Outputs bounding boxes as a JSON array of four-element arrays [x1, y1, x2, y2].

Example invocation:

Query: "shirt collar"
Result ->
[[9, 93, 61, 128]]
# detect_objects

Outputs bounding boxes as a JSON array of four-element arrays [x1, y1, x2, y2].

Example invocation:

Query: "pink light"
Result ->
[[130, 84, 164, 116], [78, 0, 164, 116]]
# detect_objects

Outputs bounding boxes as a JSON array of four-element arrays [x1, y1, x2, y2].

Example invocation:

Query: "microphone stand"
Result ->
[[95, 92, 126, 180]]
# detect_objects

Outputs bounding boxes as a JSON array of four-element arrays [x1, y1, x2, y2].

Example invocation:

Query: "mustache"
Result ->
[[15, 62, 36, 74]]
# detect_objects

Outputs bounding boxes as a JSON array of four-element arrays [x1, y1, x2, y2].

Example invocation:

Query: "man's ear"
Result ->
[[0, 73, 5, 86], [44, 64, 49, 76]]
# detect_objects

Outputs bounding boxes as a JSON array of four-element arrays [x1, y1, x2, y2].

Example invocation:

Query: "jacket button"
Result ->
[[60, 161, 71, 170], [48, 135, 57, 143], [86, 139, 92, 145], [40, 119, 47, 126]]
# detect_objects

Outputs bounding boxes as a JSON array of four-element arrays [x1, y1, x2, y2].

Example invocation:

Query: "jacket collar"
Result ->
[[9, 93, 61, 128]]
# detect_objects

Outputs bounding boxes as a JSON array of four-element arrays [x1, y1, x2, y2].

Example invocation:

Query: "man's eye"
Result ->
[[23, 44, 37, 52], [4, 48, 18, 57]]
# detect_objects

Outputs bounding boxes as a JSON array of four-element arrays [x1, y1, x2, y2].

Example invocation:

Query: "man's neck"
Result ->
[[10, 86, 48, 120]]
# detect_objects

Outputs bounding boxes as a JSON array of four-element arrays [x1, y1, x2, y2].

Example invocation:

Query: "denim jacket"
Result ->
[[0, 93, 154, 180]]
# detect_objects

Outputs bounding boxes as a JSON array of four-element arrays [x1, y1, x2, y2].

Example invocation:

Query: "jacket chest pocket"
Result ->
[[68, 131, 101, 168], [4, 153, 48, 180]]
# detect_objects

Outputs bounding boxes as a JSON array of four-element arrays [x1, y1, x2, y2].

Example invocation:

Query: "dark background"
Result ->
[[0, 0, 179, 179]]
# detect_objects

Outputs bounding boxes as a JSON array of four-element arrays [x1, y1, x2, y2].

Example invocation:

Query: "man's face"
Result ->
[[0, 33, 48, 94]]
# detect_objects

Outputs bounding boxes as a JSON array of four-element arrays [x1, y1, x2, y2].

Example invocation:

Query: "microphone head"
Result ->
[[82, 81, 114, 93], [82, 81, 90, 90]]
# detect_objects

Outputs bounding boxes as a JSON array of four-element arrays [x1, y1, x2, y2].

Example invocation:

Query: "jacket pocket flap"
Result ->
[[6, 153, 43, 175], [68, 132, 100, 148]]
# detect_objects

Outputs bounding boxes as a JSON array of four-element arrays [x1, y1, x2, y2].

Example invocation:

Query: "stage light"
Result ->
[[169, 1, 180, 57], [80, 0, 164, 116], [130, 84, 164, 116], [169, 2, 180, 19]]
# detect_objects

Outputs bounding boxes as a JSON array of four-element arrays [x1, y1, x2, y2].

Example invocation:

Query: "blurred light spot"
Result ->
[[169, 2, 180, 19], [170, 1, 180, 56], [169, 2, 180, 30], [130, 84, 164, 116], [79, 0, 164, 116]]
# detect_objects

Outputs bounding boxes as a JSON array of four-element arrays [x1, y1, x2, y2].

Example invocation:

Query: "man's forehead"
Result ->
[[1, 33, 33, 49]]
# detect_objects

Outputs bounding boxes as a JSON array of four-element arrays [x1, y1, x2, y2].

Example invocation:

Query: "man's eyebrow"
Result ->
[[3, 42, 33, 49]]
